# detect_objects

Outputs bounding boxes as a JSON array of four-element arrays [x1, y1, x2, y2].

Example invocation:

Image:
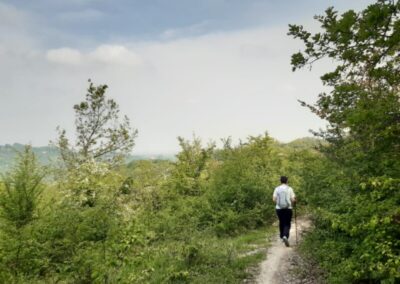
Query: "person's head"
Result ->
[[280, 176, 288, 184]]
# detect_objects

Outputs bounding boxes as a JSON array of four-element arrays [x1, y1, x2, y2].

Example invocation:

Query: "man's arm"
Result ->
[[290, 188, 296, 204], [272, 188, 277, 203]]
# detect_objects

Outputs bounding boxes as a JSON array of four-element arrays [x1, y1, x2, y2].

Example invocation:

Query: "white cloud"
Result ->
[[45, 45, 143, 66], [89, 45, 142, 65], [47, 48, 82, 65]]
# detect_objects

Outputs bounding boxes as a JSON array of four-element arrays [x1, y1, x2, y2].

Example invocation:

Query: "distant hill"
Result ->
[[0, 144, 176, 173], [0, 144, 60, 173], [284, 137, 325, 150]]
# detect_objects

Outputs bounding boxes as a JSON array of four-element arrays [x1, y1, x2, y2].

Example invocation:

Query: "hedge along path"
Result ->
[[255, 217, 311, 284]]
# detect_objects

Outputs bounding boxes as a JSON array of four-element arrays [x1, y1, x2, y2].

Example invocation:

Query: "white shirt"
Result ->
[[273, 184, 295, 209]]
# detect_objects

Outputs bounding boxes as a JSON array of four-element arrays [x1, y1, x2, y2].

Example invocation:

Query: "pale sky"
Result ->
[[0, 0, 373, 154]]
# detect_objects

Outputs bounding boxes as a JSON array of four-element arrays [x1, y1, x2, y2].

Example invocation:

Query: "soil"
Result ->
[[245, 217, 324, 284]]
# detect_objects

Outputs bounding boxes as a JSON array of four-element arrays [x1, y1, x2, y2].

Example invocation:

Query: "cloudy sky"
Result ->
[[1, 0, 373, 154]]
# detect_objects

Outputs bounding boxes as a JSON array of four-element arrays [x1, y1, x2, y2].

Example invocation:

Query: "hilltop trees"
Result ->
[[56, 80, 138, 167], [290, 0, 400, 282]]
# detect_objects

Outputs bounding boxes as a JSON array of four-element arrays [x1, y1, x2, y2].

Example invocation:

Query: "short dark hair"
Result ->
[[280, 176, 288, 184]]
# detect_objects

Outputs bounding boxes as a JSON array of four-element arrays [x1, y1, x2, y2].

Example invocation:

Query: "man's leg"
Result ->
[[283, 209, 293, 238], [276, 209, 284, 239]]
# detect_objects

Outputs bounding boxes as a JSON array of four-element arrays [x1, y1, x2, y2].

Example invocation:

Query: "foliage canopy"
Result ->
[[290, 0, 400, 282]]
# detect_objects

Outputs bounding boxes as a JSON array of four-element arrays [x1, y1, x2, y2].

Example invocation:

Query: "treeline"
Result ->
[[0, 80, 314, 283], [290, 1, 400, 283]]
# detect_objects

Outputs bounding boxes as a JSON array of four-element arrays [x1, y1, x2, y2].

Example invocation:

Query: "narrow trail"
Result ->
[[254, 217, 312, 284]]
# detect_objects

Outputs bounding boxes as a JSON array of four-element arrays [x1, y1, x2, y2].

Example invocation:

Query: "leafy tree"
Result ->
[[171, 136, 215, 196], [289, 1, 400, 282], [40, 159, 129, 283], [289, 0, 400, 174], [208, 134, 282, 235], [0, 146, 45, 229], [0, 146, 45, 276], [56, 79, 138, 167]]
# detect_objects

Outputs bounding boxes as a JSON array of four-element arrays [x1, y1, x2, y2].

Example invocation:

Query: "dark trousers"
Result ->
[[276, 209, 293, 239]]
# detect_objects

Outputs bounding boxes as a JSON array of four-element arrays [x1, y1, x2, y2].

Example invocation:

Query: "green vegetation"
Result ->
[[0, 81, 313, 283], [290, 0, 400, 282], [0, 136, 307, 283]]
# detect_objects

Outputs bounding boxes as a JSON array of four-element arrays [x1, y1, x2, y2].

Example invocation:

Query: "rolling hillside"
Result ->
[[0, 143, 176, 173]]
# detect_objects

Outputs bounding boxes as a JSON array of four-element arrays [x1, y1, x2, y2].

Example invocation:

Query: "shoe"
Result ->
[[282, 236, 289, 247]]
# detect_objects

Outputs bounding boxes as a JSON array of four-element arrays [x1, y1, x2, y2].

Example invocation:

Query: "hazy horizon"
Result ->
[[0, 135, 320, 155]]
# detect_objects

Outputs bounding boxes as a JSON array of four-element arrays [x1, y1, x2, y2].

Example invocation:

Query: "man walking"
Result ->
[[273, 176, 296, 247]]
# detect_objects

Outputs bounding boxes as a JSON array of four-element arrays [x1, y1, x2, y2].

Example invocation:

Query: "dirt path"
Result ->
[[254, 217, 312, 284]]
